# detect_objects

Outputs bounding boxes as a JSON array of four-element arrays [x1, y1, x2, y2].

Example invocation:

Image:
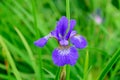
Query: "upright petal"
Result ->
[[65, 20, 76, 40], [70, 35, 87, 49], [70, 19, 76, 29], [56, 16, 68, 37], [34, 34, 51, 47], [52, 46, 79, 66], [51, 30, 60, 41]]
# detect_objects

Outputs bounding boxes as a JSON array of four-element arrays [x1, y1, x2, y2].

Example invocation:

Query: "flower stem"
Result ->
[[66, 65, 70, 80], [66, 0, 71, 80], [60, 66, 66, 80], [84, 50, 89, 80], [66, 0, 70, 21]]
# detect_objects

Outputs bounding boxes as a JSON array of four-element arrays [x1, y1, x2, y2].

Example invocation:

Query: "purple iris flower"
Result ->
[[91, 9, 103, 25], [34, 16, 87, 66]]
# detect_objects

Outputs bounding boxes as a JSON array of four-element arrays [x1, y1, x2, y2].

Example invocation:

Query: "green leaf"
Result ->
[[96, 48, 120, 80], [0, 35, 22, 80], [14, 27, 41, 80]]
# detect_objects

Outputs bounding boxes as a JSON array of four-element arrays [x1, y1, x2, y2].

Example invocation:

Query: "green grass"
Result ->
[[0, 0, 120, 80]]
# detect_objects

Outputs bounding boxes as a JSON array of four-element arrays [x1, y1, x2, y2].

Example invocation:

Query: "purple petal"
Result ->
[[56, 16, 68, 37], [69, 30, 77, 38], [65, 20, 76, 40], [59, 39, 69, 46], [70, 35, 87, 49], [52, 46, 79, 66], [70, 20, 76, 29], [34, 34, 51, 47], [94, 15, 102, 24], [51, 30, 60, 40]]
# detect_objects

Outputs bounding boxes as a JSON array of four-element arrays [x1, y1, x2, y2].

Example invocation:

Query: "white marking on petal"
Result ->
[[74, 35, 82, 43], [59, 39, 69, 46], [70, 31, 76, 38], [45, 33, 52, 39], [58, 48, 70, 56]]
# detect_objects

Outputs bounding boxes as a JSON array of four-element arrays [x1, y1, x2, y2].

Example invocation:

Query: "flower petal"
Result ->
[[69, 30, 77, 38], [51, 30, 60, 41], [59, 39, 69, 46], [34, 34, 51, 47], [65, 20, 76, 40], [52, 46, 79, 66], [94, 15, 102, 25], [70, 19, 76, 29], [70, 35, 87, 49], [56, 16, 68, 37]]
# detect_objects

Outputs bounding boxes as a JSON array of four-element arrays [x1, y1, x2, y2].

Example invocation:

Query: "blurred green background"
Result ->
[[0, 0, 120, 80]]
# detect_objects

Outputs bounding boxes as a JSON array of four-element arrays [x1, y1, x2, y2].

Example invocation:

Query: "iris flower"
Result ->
[[91, 9, 103, 25], [34, 16, 87, 66]]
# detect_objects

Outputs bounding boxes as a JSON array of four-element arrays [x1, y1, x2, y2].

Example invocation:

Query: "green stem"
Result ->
[[66, 0, 70, 21], [66, 65, 70, 80], [66, 0, 70, 80], [84, 50, 89, 80], [60, 66, 66, 80]]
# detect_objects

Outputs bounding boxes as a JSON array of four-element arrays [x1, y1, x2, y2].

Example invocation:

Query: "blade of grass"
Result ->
[[31, 0, 40, 38], [14, 27, 40, 80], [2, 36, 32, 67], [3, 1, 35, 35], [83, 50, 89, 80], [31, 0, 43, 79], [55, 67, 62, 80], [0, 35, 22, 80], [0, 63, 6, 70], [10, 0, 33, 22], [48, 1, 61, 17], [42, 67, 55, 78], [99, 25, 109, 36], [96, 48, 120, 80], [110, 60, 120, 79], [0, 74, 15, 80]]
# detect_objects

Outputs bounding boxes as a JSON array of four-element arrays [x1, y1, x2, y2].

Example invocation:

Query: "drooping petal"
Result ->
[[34, 34, 51, 47], [69, 30, 77, 38], [52, 46, 79, 66], [65, 20, 76, 40], [56, 16, 68, 37], [70, 35, 87, 49]]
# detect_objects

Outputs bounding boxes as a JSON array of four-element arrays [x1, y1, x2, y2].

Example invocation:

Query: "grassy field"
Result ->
[[0, 0, 120, 80]]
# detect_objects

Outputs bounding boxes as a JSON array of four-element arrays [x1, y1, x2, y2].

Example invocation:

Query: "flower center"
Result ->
[[58, 47, 70, 55], [59, 39, 69, 46]]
